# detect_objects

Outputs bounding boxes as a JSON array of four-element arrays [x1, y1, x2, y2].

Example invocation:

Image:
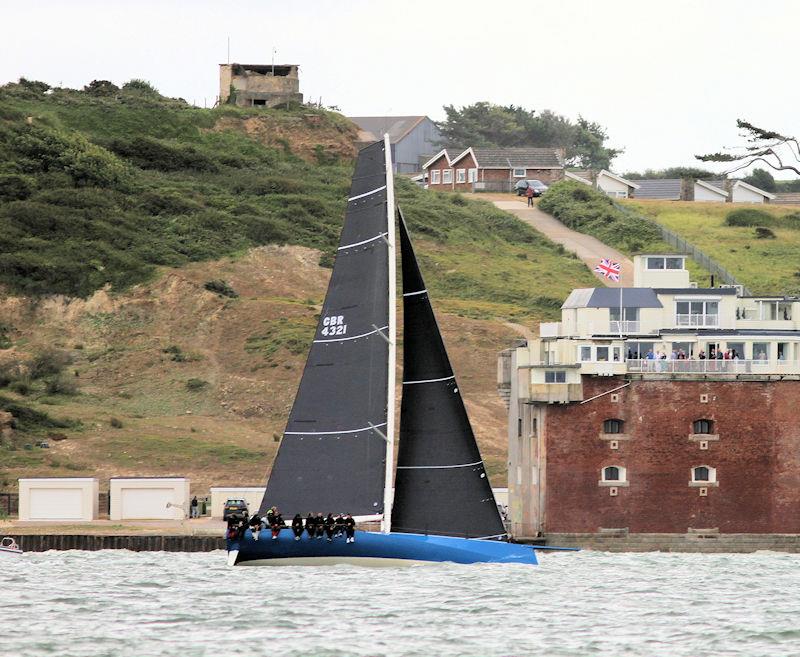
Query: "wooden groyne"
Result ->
[[6, 534, 225, 552]]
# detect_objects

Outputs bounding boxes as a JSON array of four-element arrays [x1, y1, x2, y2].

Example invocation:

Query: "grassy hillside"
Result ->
[[625, 201, 800, 296], [0, 80, 597, 493]]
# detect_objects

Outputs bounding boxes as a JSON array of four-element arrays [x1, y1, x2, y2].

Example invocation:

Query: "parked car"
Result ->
[[515, 179, 548, 196], [223, 498, 249, 521]]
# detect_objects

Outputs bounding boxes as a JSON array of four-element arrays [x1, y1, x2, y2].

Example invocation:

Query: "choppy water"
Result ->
[[2, 550, 800, 657]]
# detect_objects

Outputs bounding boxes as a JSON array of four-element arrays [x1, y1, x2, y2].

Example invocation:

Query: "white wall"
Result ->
[[694, 183, 727, 203], [597, 173, 630, 198], [210, 487, 265, 519], [110, 478, 190, 520], [19, 478, 99, 521], [732, 184, 766, 204]]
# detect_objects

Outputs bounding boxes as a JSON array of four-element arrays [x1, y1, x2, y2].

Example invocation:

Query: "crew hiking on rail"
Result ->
[[226, 507, 358, 543]]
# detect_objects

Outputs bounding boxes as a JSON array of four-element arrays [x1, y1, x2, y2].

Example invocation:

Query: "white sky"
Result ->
[[2, 0, 798, 176]]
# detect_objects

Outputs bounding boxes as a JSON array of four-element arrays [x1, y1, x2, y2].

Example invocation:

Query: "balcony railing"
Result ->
[[674, 314, 719, 327], [609, 321, 641, 333], [626, 359, 798, 374]]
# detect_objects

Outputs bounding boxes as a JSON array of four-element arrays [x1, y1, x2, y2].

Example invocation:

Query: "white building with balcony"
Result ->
[[522, 254, 800, 388]]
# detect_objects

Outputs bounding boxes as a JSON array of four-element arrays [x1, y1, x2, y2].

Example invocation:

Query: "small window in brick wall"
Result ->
[[693, 419, 714, 434], [602, 465, 626, 482], [692, 465, 716, 483], [603, 419, 624, 434]]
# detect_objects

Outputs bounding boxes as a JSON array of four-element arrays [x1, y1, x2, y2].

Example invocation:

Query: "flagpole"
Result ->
[[619, 283, 623, 339]]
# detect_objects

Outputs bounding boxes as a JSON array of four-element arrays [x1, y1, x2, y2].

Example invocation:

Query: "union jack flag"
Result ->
[[594, 258, 621, 282]]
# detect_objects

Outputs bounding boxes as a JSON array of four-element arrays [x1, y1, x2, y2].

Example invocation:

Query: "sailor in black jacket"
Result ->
[[291, 514, 304, 540], [315, 513, 325, 539], [305, 513, 316, 538], [344, 514, 356, 543], [324, 513, 336, 542]]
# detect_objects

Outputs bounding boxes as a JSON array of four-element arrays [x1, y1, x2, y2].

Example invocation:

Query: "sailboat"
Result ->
[[226, 136, 539, 566]]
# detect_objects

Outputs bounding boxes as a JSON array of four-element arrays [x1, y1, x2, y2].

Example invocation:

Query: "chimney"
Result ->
[[680, 177, 695, 201]]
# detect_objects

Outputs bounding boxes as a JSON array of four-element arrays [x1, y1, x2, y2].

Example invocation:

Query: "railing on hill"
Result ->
[[612, 202, 752, 296]]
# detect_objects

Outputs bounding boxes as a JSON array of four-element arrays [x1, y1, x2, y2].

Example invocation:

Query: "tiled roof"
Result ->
[[633, 179, 682, 200], [472, 148, 563, 169]]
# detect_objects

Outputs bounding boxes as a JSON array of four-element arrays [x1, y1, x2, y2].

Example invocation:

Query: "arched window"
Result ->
[[693, 419, 713, 434], [603, 419, 624, 434], [602, 465, 626, 482], [692, 465, 716, 483]]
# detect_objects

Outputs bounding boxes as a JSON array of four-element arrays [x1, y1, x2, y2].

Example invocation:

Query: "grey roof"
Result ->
[[705, 180, 728, 193], [633, 179, 682, 200], [471, 148, 563, 169], [654, 288, 738, 295], [349, 116, 428, 143], [562, 288, 663, 309]]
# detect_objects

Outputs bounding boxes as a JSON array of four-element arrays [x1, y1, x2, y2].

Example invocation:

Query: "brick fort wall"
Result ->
[[543, 377, 800, 533]]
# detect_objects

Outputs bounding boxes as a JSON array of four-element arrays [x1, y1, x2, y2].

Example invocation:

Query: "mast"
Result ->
[[382, 133, 396, 533]]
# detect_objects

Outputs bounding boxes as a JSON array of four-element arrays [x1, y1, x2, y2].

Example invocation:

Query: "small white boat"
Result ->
[[0, 536, 22, 557]]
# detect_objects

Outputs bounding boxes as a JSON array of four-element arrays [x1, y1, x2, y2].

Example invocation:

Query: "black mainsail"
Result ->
[[391, 211, 507, 540], [260, 139, 395, 519]]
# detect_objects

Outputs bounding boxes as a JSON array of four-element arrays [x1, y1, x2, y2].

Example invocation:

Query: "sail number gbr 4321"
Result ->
[[320, 315, 347, 337]]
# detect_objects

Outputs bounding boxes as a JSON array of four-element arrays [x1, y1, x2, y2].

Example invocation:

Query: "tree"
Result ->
[[437, 103, 622, 169], [696, 119, 800, 177], [742, 168, 776, 193]]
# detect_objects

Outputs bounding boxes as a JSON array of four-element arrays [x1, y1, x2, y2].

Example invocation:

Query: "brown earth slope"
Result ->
[[0, 245, 518, 493]]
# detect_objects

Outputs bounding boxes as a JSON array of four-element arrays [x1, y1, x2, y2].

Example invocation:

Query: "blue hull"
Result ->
[[228, 530, 538, 566]]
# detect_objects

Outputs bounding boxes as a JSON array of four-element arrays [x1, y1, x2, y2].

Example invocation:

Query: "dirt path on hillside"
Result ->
[[493, 199, 634, 286]]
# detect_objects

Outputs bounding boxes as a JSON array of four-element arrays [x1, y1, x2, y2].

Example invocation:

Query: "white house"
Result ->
[[729, 180, 776, 204], [694, 180, 729, 202], [565, 170, 640, 199]]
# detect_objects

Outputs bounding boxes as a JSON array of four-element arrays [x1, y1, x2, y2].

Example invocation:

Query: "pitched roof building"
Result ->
[[423, 147, 565, 192], [349, 116, 442, 174]]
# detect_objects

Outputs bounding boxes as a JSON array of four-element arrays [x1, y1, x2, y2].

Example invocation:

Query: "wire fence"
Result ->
[[613, 202, 752, 295]]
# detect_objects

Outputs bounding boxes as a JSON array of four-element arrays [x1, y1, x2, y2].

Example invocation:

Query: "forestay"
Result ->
[[391, 211, 507, 540], [260, 141, 391, 518]]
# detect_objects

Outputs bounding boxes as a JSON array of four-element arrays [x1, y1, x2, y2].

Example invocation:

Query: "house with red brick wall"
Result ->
[[498, 253, 800, 543], [423, 147, 565, 192]]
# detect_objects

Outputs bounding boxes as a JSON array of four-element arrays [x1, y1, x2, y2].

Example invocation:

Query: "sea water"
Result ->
[[1, 550, 799, 657]]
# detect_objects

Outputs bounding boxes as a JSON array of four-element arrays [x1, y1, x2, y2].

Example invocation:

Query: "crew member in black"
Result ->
[[266, 506, 276, 527], [249, 513, 263, 541], [291, 514, 304, 540], [271, 509, 284, 540], [344, 514, 356, 543], [305, 513, 316, 538], [334, 513, 346, 538], [324, 513, 336, 542], [315, 513, 325, 539]]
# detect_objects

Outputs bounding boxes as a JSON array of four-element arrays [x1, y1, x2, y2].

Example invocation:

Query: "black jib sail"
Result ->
[[391, 211, 507, 540], [260, 140, 393, 518]]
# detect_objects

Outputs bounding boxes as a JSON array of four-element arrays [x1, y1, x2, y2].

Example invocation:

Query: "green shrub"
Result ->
[[109, 417, 123, 428], [0, 173, 35, 201], [755, 226, 776, 239], [84, 80, 119, 96], [204, 279, 238, 298], [107, 136, 219, 172], [9, 379, 32, 396], [122, 79, 160, 95], [186, 378, 209, 391], [45, 375, 79, 395], [725, 208, 775, 227], [539, 180, 663, 253], [28, 349, 71, 379]]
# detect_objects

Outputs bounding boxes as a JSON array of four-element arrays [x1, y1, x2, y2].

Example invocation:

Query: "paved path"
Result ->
[[493, 199, 634, 287]]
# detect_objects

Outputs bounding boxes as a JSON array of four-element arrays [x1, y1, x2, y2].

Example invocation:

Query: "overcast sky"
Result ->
[[2, 0, 798, 176]]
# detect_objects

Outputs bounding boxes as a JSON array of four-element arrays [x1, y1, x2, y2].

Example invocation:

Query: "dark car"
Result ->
[[515, 179, 548, 196], [223, 498, 249, 521]]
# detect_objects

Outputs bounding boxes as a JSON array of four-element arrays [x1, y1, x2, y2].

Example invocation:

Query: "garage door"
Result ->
[[120, 488, 174, 519], [30, 488, 83, 520]]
